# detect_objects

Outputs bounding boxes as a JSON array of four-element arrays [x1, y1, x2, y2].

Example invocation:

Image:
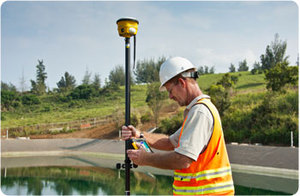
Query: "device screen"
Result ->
[[132, 139, 153, 153]]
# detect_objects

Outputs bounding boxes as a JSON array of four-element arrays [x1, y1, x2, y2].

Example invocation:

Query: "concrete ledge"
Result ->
[[232, 163, 298, 180], [227, 144, 298, 170], [1, 150, 124, 160]]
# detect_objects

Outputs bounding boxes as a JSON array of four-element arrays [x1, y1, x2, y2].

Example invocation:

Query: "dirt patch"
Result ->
[[30, 121, 159, 140], [30, 122, 119, 139], [30, 103, 180, 140]]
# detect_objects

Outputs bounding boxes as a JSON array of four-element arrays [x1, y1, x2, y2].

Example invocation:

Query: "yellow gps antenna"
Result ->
[[116, 17, 139, 196], [117, 17, 139, 69], [117, 17, 138, 38]]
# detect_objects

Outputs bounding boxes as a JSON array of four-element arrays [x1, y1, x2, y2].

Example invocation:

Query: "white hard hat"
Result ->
[[159, 57, 196, 91]]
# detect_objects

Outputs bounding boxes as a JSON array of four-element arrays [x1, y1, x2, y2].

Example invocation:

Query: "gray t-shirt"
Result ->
[[169, 95, 214, 161]]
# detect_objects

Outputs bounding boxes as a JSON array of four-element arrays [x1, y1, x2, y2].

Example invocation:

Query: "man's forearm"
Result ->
[[144, 151, 193, 170], [143, 132, 174, 151]]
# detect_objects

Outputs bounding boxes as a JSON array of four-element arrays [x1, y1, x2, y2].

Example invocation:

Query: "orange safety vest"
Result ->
[[173, 98, 234, 195]]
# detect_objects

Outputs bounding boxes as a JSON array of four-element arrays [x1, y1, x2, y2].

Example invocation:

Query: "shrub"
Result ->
[[57, 95, 71, 103], [146, 82, 168, 126], [206, 84, 230, 117], [223, 91, 298, 146], [131, 114, 139, 127], [157, 112, 183, 135], [41, 105, 52, 112], [141, 112, 152, 124], [276, 91, 298, 115], [69, 84, 96, 99], [1, 90, 20, 110], [21, 94, 41, 105], [1, 113, 6, 121], [265, 63, 298, 92], [68, 100, 82, 108]]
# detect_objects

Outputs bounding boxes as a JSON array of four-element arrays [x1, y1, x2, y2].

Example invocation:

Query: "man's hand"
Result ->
[[121, 125, 141, 140], [128, 146, 193, 169], [127, 143, 147, 166]]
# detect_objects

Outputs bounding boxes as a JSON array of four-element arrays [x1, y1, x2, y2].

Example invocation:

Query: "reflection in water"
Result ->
[[1, 167, 173, 195], [1, 167, 290, 195]]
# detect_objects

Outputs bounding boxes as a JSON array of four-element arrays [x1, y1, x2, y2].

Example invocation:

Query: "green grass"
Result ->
[[1, 85, 149, 128], [222, 88, 298, 145], [1, 72, 268, 128], [198, 72, 266, 93]]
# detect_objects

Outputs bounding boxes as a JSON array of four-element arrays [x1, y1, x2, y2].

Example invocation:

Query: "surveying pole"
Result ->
[[116, 17, 139, 195]]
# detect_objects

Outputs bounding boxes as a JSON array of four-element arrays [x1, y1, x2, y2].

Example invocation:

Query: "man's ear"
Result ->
[[178, 78, 186, 88]]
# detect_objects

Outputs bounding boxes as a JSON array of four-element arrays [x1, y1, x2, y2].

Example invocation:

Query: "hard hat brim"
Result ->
[[159, 84, 166, 92]]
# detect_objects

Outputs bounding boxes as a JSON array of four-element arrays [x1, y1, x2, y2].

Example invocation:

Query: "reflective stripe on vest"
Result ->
[[173, 181, 234, 195], [174, 166, 232, 182]]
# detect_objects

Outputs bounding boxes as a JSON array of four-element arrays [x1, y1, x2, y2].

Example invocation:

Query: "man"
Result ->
[[122, 57, 234, 195]]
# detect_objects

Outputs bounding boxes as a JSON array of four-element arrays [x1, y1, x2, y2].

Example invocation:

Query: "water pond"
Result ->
[[1, 155, 297, 195]]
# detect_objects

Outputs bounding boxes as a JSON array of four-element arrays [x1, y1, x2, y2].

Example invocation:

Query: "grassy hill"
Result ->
[[2, 71, 260, 128], [1, 85, 147, 128], [1, 71, 298, 146], [198, 71, 266, 92]]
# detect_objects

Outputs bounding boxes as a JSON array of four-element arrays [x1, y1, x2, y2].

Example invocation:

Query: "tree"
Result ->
[[238, 59, 249, 72], [265, 62, 298, 92], [92, 73, 101, 90], [19, 68, 27, 92], [134, 57, 165, 84], [204, 66, 209, 74], [57, 72, 76, 93], [251, 61, 262, 75], [1, 82, 17, 92], [82, 68, 92, 85], [198, 66, 205, 75], [206, 84, 230, 117], [260, 33, 289, 71], [231, 75, 239, 85], [229, 63, 236, 73], [31, 60, 47, 95], [198, 65, 214, 75], [109, 65, 128, 86], [217, 73, 238, 90], [30, 80, 37, 94], [145, 82, 168, 127], [207, 73, 238, 116], [261, 34, 297, 92], [209, 66, 215, 74]]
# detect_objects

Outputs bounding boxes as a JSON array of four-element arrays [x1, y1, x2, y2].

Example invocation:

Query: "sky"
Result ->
[[1, 0, 299, 90]]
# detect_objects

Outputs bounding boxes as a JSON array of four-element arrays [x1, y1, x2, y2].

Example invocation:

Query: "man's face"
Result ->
[[165, 80, 187, 106]]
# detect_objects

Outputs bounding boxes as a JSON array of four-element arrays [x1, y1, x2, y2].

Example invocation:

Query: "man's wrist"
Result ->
[[139, 132, 144, 139]]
